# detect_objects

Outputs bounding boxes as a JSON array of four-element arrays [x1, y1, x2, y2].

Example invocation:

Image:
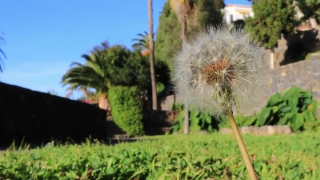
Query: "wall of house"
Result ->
[[0, 82, 107, 146], [223, 4, 253, 24]]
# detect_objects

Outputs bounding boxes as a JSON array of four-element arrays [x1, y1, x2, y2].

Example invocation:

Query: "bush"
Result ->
[[108, 86, 144, 136], [225, 86, 319, 131], [170, 103, 221, 133]]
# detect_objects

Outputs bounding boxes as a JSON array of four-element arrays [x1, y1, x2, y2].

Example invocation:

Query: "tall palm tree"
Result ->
[[148, 0, 158, 110], [170, 0, 193, 134], [61, 51, 111, 110], [0, 34, 6, 72], [132, 31, 150, 56]]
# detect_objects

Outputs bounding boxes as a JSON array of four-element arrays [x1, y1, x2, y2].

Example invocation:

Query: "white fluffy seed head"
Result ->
[[172, 26, 270, 117]]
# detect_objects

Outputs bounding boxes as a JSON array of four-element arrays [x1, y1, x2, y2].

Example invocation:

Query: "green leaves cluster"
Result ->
[[171, 103, 219, 133], [253, 86, 319, 131], [108, 86, 144, 136], [1, 134, 320, 179], [177, 86, 319, 132], [62, 43, 150, 95], [295, 0, 320, 22], [245, 0, 295, 49]]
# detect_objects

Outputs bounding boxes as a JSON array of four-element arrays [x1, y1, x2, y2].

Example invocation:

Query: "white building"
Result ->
[[222, 4, 253, 24]]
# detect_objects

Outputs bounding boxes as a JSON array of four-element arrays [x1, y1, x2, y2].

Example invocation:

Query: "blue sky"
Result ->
[[0, 0, 250, 99]]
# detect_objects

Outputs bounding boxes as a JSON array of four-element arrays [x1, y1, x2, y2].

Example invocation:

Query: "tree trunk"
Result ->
[[270, 49, 275, 69], [182, 10, 189, 134], [148, 0, 158, 110], [98, 94, 111, 116]]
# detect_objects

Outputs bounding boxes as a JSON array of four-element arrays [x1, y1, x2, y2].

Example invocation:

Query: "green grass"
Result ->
[[1, 133, 319, 179]]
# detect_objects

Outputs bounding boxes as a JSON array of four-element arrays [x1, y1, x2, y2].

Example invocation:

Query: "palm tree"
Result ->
[[170, 0, 193, 134], [132, 31, 150, 56], [148, 0, 158, 110], [61, 51, 111, 110], [62, 43, 149, 111], [0, 33, 6, 72]]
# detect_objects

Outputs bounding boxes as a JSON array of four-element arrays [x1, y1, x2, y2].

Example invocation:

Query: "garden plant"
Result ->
[[172, 26, 269, 180]]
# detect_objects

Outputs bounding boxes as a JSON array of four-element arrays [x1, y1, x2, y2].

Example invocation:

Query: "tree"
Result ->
[[168, 0, 224, 134], [155, 0, 224, 67], [132, 31, 150, 56], [155, 0, 224, 134], [170, 0, 192, 134], [0, 33, 6, 72], [245, 0, 295, 69], [148, 0, 158, 110], [62, 43, 150, 110], [295, 0, 320, 28]]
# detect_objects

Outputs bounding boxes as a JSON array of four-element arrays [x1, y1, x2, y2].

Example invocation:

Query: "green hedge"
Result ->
[[108, 86, 144, 136]]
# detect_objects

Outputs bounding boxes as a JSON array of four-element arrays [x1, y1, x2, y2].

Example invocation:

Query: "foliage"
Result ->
[[62, 42, 150, 96], [132, 31, 149, 53], [295, 0, 320, 22], [108, 86, 144, 136], [245, 0, 296, 50], [170, 103, 220, 133], [253, 86, 319, 131], [1, 133, 320, 179], [155, 0, 224, 68], [219, 87, 319, 131]]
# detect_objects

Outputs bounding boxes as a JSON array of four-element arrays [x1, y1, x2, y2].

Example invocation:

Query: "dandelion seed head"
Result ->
[[172, 26, 270, 116]]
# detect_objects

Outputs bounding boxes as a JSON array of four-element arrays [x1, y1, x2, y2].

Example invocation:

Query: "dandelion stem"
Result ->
[[227, 110, 257, 180]]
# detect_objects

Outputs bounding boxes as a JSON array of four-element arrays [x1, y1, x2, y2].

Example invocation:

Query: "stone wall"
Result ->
[[0, 82, 107, 146], [266, 54, 320, 102], [160, 56, 320, 112]]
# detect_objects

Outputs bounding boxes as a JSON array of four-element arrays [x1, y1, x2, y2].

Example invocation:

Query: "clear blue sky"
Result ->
[[0, 0, 250, 99]]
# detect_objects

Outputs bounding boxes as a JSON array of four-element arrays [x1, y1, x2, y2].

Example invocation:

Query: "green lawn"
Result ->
[[1, 133, 319, 179]]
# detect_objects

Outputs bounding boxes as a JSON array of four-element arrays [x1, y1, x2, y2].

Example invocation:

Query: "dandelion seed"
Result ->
[[172, 26, 269, 117]]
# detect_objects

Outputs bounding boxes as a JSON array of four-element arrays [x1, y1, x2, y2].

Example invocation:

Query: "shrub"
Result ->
[[108, 86, 144, 136], [226, 86, 319, 131], [170, 103, 221, 133]]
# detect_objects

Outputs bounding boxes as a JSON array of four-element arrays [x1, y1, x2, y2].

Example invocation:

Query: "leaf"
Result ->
[[243, 116, 257, 126], [282, 86, 301, 100], [257, 107, 271, 126], [267, 93, 283, 106], [303, 110, 315, 122], [204, 114, 212, 124], [279, 105, 292, 113], [190, 110, 199, 120], [279, 113, 292, 125], [292, 113, 304, 131], [106, 167, 115, 175], [175, 110, 185, 122]]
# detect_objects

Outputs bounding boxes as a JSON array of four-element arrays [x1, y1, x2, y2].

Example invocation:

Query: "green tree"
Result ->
[[245, 0, 296, 69], [155, 0, 224, 134], [295, 0, 320, 28], [62, 43, 149, 110], [155, 0, 224, 67]]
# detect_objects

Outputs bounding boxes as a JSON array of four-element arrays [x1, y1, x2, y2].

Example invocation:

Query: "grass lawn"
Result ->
[[1, 132, 319, 179]]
